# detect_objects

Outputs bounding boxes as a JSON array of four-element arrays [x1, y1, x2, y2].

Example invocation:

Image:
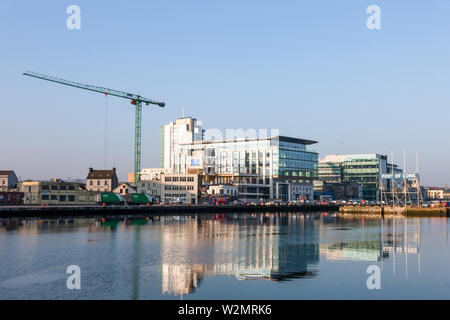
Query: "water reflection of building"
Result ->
[[383, 218, 420, 255], [159, 217, 214, 295], [383, 217, 422, 278], [3, 213, 441, 297], [319, 216, 388, 262], [159, 214, 320, 295], [212, 222, 280, 279], [0, 218, 97, 234], [161, 264, 208, 296], [320, 242, 384, 262], [319, 217, 423, 263]]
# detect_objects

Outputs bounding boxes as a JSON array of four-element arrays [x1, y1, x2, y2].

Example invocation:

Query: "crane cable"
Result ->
[[104, 93, 108, 169]]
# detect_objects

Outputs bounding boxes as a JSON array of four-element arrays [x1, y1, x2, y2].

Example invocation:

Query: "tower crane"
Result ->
[[23, 71, 165, 184]]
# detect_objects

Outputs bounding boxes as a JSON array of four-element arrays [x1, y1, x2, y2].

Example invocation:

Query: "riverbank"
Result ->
[[0, 203, 339, 218], [339, 205, 449, 217]]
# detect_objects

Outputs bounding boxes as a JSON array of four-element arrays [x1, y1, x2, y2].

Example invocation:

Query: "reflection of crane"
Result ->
[[23, 71, 165, 184], [131, 226, 141, 300]]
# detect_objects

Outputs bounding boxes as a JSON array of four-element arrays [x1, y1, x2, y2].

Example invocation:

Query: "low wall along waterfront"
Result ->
[[0, 204, 339, 218], [339, 205, 449, 217]]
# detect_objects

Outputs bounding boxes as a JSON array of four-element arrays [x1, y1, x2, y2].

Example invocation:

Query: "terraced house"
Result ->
[[86, 167, 119, 192]]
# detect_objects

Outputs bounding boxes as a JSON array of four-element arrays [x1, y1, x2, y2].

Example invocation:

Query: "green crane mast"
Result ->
[[23, 71, 165, 184]]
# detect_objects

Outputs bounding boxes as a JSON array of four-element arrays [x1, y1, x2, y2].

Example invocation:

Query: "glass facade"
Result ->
[[179, 137, 318, 184], [342, 158, 383, 201], [318, 162, 342, 184], [276, 141, 318, 184], [176, 136, 318, 201], [318, 154, 393, 201]]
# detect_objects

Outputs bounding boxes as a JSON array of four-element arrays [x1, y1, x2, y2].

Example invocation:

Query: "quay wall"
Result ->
[[0, 204, 339, 218], [339, 205, 449, 217]]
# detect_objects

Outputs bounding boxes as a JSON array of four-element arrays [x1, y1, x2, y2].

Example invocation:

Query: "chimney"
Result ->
[[89, 167, 93, 173]]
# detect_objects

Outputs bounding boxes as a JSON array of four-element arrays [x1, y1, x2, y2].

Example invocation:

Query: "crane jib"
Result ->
[[23, 71, 165, 107], [23, 70, 166, 184]]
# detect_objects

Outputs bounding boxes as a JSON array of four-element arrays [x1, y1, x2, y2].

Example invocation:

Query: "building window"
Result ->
[[41, 195, 49, 200], [51, 195, 57, 200], [90, 181, 93, 185], [68, 195, 75, 202], [97, 180, 100, 186], [51, 185, 58, 190], [59, 186, 66, 190], [68, 186, 75, 191], [165, 177, 172, 182], [60, 195, 66, 201], [42, 185, 49, 190]]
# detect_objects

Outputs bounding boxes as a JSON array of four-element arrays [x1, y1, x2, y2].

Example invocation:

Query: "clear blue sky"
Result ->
[[0, 0, 449, 186]]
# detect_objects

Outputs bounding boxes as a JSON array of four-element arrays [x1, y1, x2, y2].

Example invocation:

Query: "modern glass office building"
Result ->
[[341, 155, 387, 201], [317, 161, 343, 184], [175, 135, 318, 201], [157, 117, 319, 201], [318, 154, 402, 201]]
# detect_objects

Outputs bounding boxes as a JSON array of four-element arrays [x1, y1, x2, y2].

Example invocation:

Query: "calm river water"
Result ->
[[1, 212, 449, 299]]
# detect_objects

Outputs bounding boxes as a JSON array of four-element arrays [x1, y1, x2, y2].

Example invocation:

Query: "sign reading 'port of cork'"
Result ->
[[381, 173, 419, 180]]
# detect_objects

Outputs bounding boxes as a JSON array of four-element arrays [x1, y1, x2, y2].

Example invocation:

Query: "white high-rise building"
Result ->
[[159, 117, 204, 172]]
